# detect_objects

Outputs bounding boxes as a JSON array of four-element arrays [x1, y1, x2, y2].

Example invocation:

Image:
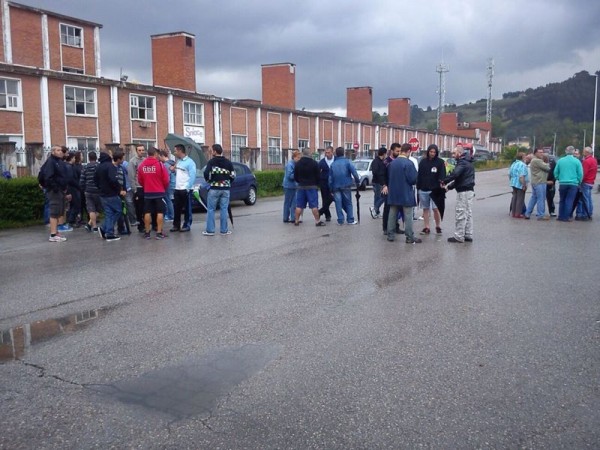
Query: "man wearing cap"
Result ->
[[443, 144, 475, 243], [417, 144, 446, 235]]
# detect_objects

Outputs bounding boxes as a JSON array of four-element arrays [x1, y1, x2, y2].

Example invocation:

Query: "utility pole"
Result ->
[[553, 133, 557, 156], [486, 58, 494, 123], [592, 73, 598, 157], [436, 62, 449, 131]]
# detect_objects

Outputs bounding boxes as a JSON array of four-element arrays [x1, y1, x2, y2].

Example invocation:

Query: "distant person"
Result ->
[[508, 152, 528, 218], [417, 144, 445, 235], [282, 150, 300, 223], [443, 144, 475, 243], [575, 146, 597, 220], [41, 145, 69, 242], [381, 143, 402, 235], [203, 144, 235, 236], [382, 143, 421, 243], [370, 147, 387, 219], [318, 146, 335, 222], [80, 151, 102, 232], [128, 145, 146, 232], [545, 155, 557, 217], [293, 147, 323, 226], [169, 144, 197, 233], [328, 147, 360, 225], [524, 148, 550, 220], [554, 146, 583, 222], [138, 147, 170, 239], [95, 149, 126, 241]]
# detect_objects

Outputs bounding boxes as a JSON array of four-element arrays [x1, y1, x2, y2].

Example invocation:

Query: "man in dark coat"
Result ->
[[417, 144, 446, 235], [382, 143, 421, 243], [443, 144, 475, 243], [294, 148, 324, 226], [317, 146, 334, 222], [370, 147, 387, 218]]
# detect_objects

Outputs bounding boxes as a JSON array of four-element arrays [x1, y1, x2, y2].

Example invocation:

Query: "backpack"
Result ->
[[37, 159, 49, 187]]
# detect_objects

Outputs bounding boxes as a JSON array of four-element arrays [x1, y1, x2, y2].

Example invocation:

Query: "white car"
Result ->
[[352, 159, 373, 191]]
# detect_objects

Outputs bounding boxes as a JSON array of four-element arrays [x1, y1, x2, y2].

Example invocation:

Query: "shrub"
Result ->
[[255, 170, 284, 197], [473, 160, 511, 171], [0, 177, 45, 228]]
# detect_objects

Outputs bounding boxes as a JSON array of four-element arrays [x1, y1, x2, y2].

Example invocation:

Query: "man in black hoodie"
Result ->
[[417, 144, 446, 235], [94, 149, 126, 241], [293, 148, 324, 226]]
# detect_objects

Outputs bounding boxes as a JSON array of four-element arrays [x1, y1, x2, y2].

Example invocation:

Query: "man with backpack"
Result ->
[[39, 145, 71, 242]]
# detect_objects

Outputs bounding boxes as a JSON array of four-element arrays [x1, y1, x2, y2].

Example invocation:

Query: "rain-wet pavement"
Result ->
[[1, 169, 599, 449]]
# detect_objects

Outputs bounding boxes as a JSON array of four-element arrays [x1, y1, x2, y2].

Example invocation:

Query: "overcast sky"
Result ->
[[21, 0, 600, 115]]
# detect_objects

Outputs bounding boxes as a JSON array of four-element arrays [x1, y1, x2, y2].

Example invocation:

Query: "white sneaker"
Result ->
[[369, 206, 377, 219], [348, 220, 359, 225], [49, 235, 67, 242]]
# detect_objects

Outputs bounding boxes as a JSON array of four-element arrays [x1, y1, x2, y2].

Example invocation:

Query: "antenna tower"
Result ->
[[436, 62, 449, 131], [486, 58, 494, 122]]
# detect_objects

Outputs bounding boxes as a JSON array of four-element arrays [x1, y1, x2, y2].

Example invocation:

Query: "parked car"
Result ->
[[192, 161, 258, 210], [351, 158, 373, 190]]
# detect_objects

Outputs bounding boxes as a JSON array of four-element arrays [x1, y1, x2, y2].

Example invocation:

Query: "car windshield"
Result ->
[[353, 161, 369, 171]]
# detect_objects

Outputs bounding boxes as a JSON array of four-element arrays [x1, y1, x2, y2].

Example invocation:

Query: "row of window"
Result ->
[[0, 77, 206, 125]]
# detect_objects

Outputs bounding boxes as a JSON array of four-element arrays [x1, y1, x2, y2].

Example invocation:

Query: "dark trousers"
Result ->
[[173, 189, 193, 229], [546, 184, 556, 215], [318, 184, 333, 219], [67, 188, 81, 224], [134, 187, 145, 230]]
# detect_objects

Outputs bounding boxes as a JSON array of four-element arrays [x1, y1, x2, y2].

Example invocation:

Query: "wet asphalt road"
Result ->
[[0, 169, 599, 449]]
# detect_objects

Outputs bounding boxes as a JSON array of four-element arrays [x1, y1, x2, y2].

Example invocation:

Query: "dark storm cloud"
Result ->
[[18, 0, 600, 114]]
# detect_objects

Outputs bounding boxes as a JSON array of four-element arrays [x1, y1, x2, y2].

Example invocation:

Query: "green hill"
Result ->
[[408, 70, 599, 151]]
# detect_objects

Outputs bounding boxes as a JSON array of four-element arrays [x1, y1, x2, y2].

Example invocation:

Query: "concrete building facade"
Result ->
[[0, 0, 500, 177]]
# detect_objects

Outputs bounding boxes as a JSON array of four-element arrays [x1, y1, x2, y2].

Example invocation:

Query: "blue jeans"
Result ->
[[164, 187, 174, 219], [206, 189, 230, 233], [333, 189, 354, 224], [283, 188, 297, 222], [576, 183, 593, 218], [100, 196, 122, 236], [558, 185, 578, 221], [525, 183, 546, 218], [373, 183, 385, 214]]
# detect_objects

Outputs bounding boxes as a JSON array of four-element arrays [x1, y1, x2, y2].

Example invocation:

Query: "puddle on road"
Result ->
[[0, 305, 120, 363], [90, 343, 281, 419]]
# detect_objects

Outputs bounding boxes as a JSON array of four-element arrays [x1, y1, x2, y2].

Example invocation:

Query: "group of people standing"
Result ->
[[283, 142, 476, 244], [509, 145, 597, 222], [40, 142, 236, 242]]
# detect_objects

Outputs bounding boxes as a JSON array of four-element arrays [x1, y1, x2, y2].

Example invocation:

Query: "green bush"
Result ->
[[255, 170, 284, 197], [474, 160, 511, 171], [0, 177, 45, 228]]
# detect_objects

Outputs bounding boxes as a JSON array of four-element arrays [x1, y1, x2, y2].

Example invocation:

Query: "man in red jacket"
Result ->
[[576, 146, 598, 220], [137, 147, 170, 239]]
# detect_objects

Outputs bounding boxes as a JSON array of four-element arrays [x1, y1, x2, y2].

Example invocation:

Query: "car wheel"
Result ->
[[244, 186, 257, 205], [359, 179, 368, 191]]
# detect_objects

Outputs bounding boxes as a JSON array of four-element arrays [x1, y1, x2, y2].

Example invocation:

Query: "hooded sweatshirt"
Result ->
[[417, 148, 446, 191], [94, 152, 121, 197], [137, 156, 169, 199]]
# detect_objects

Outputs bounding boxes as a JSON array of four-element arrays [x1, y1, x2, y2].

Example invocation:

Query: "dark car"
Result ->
[[192, 161, 258, 210]]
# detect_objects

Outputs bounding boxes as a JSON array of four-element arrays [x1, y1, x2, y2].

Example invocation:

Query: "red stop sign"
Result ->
[[353, 143, 359, 150], [408, 137, 420, 151]]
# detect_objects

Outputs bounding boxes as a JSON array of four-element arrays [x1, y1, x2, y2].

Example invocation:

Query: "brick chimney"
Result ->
[[388, 98, 411, 126], [347, 87, 373, 122], [262, 63, 296, 110], [440, 112, 458, 133], [151, 32, 196, 91]]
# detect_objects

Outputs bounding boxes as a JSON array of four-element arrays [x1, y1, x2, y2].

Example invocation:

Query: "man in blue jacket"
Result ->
[[328, 147, 360, 225], [382, 143, 421, 243]]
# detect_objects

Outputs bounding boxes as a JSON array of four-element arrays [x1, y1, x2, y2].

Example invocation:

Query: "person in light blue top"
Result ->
[[508, 152, 528, 217], [282, 150, 300, 223], [554, 145, 583, 221], [169, 144, 197, 232], [328, 147, 360, 225]]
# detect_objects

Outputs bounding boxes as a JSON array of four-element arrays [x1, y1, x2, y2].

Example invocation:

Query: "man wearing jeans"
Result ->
[[328, 147, 360, 225], [576, 146, 597, 220], [94, 149, 126, 241], [203, 144, 235, 236], [524, 148, 550, 220], [554, 146, 583, 222], [170, 144, 196, 232]]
